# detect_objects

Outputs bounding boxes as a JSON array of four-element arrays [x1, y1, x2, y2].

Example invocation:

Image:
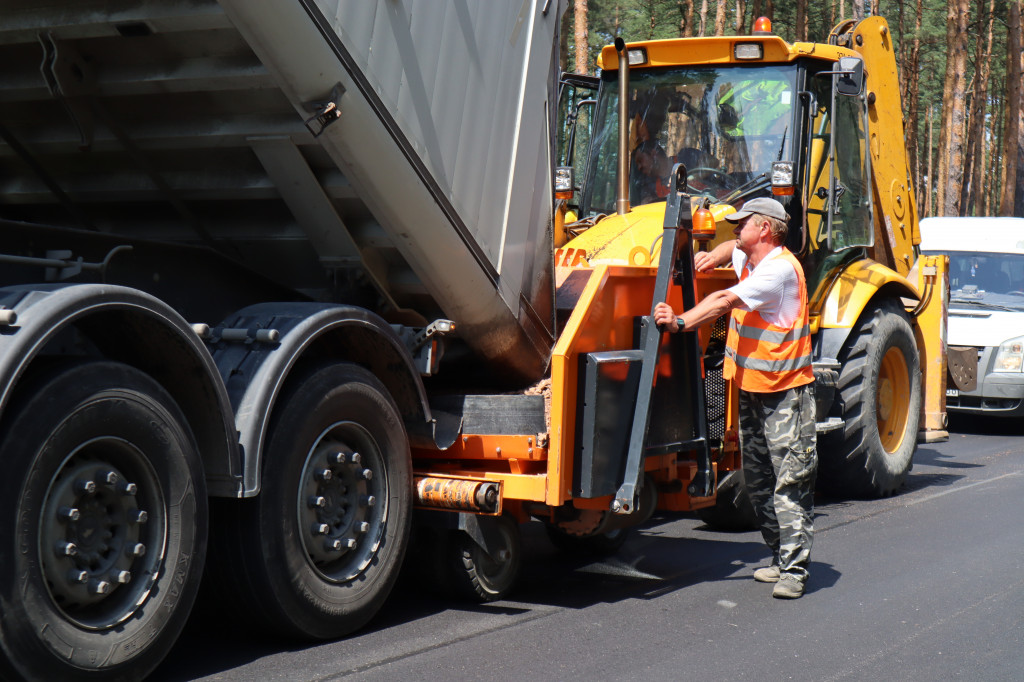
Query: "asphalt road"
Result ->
[[152, 415, 1024, 681]]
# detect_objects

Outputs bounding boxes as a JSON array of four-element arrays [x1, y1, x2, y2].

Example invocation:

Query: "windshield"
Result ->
[[924, 250, 1024, 308], [582, 64, 797, 215]]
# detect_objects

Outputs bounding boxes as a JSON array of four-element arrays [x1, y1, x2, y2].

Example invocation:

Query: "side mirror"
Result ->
[[836, 56, 864, 96]]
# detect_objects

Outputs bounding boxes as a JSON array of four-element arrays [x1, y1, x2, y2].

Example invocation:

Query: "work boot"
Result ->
[[753, 565, 780, 583], [772, 576, 805, 599]]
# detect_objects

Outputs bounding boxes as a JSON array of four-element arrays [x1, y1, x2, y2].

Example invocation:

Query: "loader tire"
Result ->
[[818, 300, 921, 497], [0, 361, 206, 681], [696, 469, 758, 531], [207, 362, 411, 639]]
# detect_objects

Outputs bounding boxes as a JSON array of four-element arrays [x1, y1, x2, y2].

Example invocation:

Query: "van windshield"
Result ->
[[924, 250, 1024, 305]]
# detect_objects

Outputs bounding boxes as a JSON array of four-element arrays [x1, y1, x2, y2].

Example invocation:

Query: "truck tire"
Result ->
[[818, 300, 922, 497], [209, 362, 411, 639], [0, 361, 206, 681], [449, 514, 522, 602], [696, 469, 758, 531]]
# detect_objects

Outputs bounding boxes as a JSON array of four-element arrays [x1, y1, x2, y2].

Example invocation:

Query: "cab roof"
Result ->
[[597, 35, 855, 70]]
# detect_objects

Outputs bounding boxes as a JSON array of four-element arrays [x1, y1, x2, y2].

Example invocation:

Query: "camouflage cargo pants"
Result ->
[[739, 383, 817, 583]]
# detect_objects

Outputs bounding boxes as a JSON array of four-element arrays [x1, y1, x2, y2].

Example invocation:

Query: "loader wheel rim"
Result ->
[[296, 421, 388, 583], [877, 346, 910, 453]]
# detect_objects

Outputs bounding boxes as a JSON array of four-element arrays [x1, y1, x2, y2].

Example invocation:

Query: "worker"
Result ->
[[653, 196, 816, 599], [633, 141, 674, 204]]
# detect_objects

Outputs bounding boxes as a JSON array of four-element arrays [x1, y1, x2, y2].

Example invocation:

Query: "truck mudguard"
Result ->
[[208, 302, 432, 497], [0, 284, 240, 496]]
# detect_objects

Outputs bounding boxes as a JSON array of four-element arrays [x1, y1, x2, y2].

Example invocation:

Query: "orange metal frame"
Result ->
[[411, 260, 743, 518]]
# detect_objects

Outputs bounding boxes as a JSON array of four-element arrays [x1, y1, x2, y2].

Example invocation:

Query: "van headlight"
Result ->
[[993, 337, 1024, 372]]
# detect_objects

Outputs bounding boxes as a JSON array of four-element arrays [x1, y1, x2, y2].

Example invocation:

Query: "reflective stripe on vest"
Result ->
[[724, 248, 814, 393]]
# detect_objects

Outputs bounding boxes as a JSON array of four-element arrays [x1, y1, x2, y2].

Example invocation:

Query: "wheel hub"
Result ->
[[39, 440, 165, 629], [297, 424, 387, 583]]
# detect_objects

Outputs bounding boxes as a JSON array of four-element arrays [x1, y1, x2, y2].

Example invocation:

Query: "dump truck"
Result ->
[[0, 1, 945, 679]]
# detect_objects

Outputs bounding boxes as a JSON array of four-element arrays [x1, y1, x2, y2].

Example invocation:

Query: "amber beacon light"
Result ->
[[753, 16, 772, 34]]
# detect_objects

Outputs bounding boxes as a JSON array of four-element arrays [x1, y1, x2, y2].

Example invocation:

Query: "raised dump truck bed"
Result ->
[[0, 0, 559, 382]]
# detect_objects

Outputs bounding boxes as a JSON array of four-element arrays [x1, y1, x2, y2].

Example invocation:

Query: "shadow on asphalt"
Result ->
[[153, 513, 767, 680], [947, 412, 1024, 436]]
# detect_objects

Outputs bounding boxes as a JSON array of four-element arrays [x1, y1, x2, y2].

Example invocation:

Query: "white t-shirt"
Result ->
[[729, 246, 802, 327]]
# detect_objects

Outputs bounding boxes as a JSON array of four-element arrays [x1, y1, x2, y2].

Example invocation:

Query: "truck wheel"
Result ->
[[696, 470, 758, 531], [0, 361, 206, 681], [209, 363, 411, 639], [449, 515, 521, 602], [818, 300, 922, 497], [545, 524, 630, 556]]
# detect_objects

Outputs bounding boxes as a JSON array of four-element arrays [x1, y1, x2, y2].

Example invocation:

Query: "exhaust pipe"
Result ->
[[615, 37, 630, 216]]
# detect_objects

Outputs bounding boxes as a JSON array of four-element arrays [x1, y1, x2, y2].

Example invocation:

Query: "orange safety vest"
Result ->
[[723, 248, 814, 393]]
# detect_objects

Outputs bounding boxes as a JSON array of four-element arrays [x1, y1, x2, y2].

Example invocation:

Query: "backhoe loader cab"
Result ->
[[556, 17, 948, 504]]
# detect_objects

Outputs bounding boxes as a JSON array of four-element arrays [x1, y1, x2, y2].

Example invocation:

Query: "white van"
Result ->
[[919, 216, 1024, 417]]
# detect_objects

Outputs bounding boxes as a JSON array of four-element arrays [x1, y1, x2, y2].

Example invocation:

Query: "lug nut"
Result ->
[[57, 541, 78, 557], [103, 471, 120, 486], [308, 495, 327, 509], [128, 543, 146, 557], [324, 539, 343, 551], [356, 522, 370, 533], [130, 509, 148, 524], [345, 538, 357, 549], [88, 579, 111, 595], [360, 495, 376, 507], [75, 479, 97, 495], [119, 481, 138, 496], [330, 452, 346, 465], [350, 453, 362, 466], [311, 523, 330, 535], [67, 569, 88, 584], [360, 469, 373, 481], [114, 570, 132, 584], [315, 469, 333, 482], [59, 506, 81, 522]]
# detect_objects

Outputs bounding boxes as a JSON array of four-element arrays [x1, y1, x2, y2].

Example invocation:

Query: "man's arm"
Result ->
[[694, 239, 736, 273], [653, 288, 742, 333]]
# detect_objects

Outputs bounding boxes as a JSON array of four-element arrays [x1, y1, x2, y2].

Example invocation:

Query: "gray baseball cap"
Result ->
[[724, 197, 790, 223]]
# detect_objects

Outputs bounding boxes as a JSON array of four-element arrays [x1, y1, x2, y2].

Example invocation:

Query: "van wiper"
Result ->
[[949, 297, 1019, 312]]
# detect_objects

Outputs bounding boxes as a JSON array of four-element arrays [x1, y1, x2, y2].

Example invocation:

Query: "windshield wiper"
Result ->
[[722, 171, 770, 204], [949, 298, 1021, 312]]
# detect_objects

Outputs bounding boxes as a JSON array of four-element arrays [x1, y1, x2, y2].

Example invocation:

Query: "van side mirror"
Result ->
[[836, 56, 864, 96]]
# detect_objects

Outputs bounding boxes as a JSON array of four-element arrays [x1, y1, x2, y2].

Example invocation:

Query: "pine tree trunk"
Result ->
[[1001, 0, 1023, 216], [736, 0, 747, 34], [715, 0, 728, 35], [936, 0, 970, 216], [680, 0, 694, 37], [700, 0, 710, 36], [574, 0, 588, 75], [961, 0, 996, 216], [796, 0, 807, 41], [926, 105, 934, 217], [905, 0, 922, 211], [852, 0, 865, 22]]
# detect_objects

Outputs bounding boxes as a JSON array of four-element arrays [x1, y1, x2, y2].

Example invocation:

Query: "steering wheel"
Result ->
[[686, 167, 736, 194]]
